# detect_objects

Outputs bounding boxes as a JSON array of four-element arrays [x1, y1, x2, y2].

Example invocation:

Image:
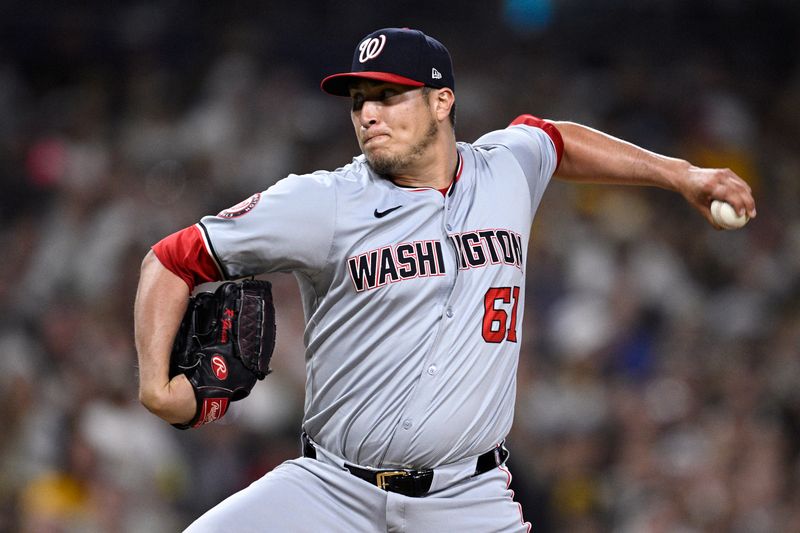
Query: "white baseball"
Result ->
[[710, 200, 749, 229]]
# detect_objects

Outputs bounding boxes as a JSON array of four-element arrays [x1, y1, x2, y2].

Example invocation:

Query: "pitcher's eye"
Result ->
[[351, 94, 365, 112]]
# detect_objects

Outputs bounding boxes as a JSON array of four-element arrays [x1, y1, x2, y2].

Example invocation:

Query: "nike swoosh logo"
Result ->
[[374, 205, 402, 218]]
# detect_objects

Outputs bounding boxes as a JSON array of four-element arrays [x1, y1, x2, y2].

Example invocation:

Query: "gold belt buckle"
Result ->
[[375, 470, 410, 490]]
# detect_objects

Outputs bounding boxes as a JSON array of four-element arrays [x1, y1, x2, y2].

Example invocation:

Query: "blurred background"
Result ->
[[1, 1, 799, 531]]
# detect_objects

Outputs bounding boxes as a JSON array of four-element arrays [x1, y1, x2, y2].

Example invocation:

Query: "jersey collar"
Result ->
[[441, 150, 464, 197], [395, 150, 463, 196]]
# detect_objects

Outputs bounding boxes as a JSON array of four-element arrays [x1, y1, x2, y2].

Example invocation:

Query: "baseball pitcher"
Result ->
[[134, 28, 756, 532]]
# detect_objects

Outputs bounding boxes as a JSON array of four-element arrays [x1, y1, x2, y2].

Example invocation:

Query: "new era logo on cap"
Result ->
[[321, 28, 455, 96]]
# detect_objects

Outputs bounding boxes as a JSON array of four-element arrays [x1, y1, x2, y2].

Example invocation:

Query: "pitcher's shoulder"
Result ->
[[307, 155, 373, 185]]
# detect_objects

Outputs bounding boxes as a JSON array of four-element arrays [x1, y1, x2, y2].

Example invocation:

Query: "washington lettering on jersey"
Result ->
[[449, 229, 523, 272], [348, 240, 446, 292], [347, 228, 523, 292]]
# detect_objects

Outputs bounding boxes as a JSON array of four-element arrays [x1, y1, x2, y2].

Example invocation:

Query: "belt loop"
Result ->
[[301, 432, 317, 460]]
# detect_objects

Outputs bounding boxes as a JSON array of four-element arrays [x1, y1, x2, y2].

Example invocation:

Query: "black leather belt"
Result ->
[[301, 432, 509, 497]]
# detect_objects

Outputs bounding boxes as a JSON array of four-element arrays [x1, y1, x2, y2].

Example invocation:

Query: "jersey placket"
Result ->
[[382, 152, 470, 466]]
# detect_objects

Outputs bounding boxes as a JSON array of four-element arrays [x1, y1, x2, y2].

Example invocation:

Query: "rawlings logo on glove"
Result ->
[[169, 280, 276, 429]]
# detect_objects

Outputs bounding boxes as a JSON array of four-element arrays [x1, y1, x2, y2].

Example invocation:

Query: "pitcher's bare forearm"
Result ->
[[553, 121, 688, 188], [134, 250, 196, 424], [552, 121, 756, 225]]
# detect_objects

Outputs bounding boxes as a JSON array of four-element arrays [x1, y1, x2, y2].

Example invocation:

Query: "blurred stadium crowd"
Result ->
[[1, 2, 799, 532]]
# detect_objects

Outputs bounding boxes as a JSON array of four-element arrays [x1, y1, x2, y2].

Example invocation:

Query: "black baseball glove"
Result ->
[[169, 279, 276, 429]]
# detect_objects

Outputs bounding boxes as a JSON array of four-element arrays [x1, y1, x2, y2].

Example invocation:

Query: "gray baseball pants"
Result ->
[[184, 451, 531, 532]]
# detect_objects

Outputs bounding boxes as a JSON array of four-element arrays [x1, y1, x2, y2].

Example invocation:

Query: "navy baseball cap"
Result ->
[[321, 28, 454, 96]]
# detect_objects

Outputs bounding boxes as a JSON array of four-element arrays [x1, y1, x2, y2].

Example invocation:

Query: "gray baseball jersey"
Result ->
[[197, 122, 559, 470]]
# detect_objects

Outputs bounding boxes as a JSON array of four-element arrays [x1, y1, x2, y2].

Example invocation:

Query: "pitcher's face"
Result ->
[[349, 81, 438, 176]]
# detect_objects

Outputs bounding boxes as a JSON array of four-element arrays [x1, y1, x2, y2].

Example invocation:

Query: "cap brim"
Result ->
[[320, 71, 425, 96]]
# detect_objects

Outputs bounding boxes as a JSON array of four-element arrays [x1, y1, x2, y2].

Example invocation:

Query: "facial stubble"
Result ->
[[364, 112, 439, 177]]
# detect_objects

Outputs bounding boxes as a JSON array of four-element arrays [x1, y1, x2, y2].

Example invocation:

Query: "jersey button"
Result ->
[[445, 223, 453, 232], [427, 365, 438, 375], [445, 307, 454, 318], [402, 419, 413, 430]]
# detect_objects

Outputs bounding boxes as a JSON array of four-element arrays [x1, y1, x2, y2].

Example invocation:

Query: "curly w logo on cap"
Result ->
[[358, 35, 387, 63]]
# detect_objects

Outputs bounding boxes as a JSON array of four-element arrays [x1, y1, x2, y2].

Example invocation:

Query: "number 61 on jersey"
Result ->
[[482, 286, 520, 343]]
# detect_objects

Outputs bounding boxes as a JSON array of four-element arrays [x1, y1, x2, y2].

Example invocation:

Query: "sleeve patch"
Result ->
[[217, 192, 261, 218]]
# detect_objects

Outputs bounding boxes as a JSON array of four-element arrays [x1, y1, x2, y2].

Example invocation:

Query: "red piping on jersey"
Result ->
[[509, 114, 564, 169], [437, 151, 463, 196], [152, 224, 223, 291]]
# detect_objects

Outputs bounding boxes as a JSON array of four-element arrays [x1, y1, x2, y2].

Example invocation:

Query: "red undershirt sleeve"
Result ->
[[509, 114, 564, 169], [151, 224, 223, 291]]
